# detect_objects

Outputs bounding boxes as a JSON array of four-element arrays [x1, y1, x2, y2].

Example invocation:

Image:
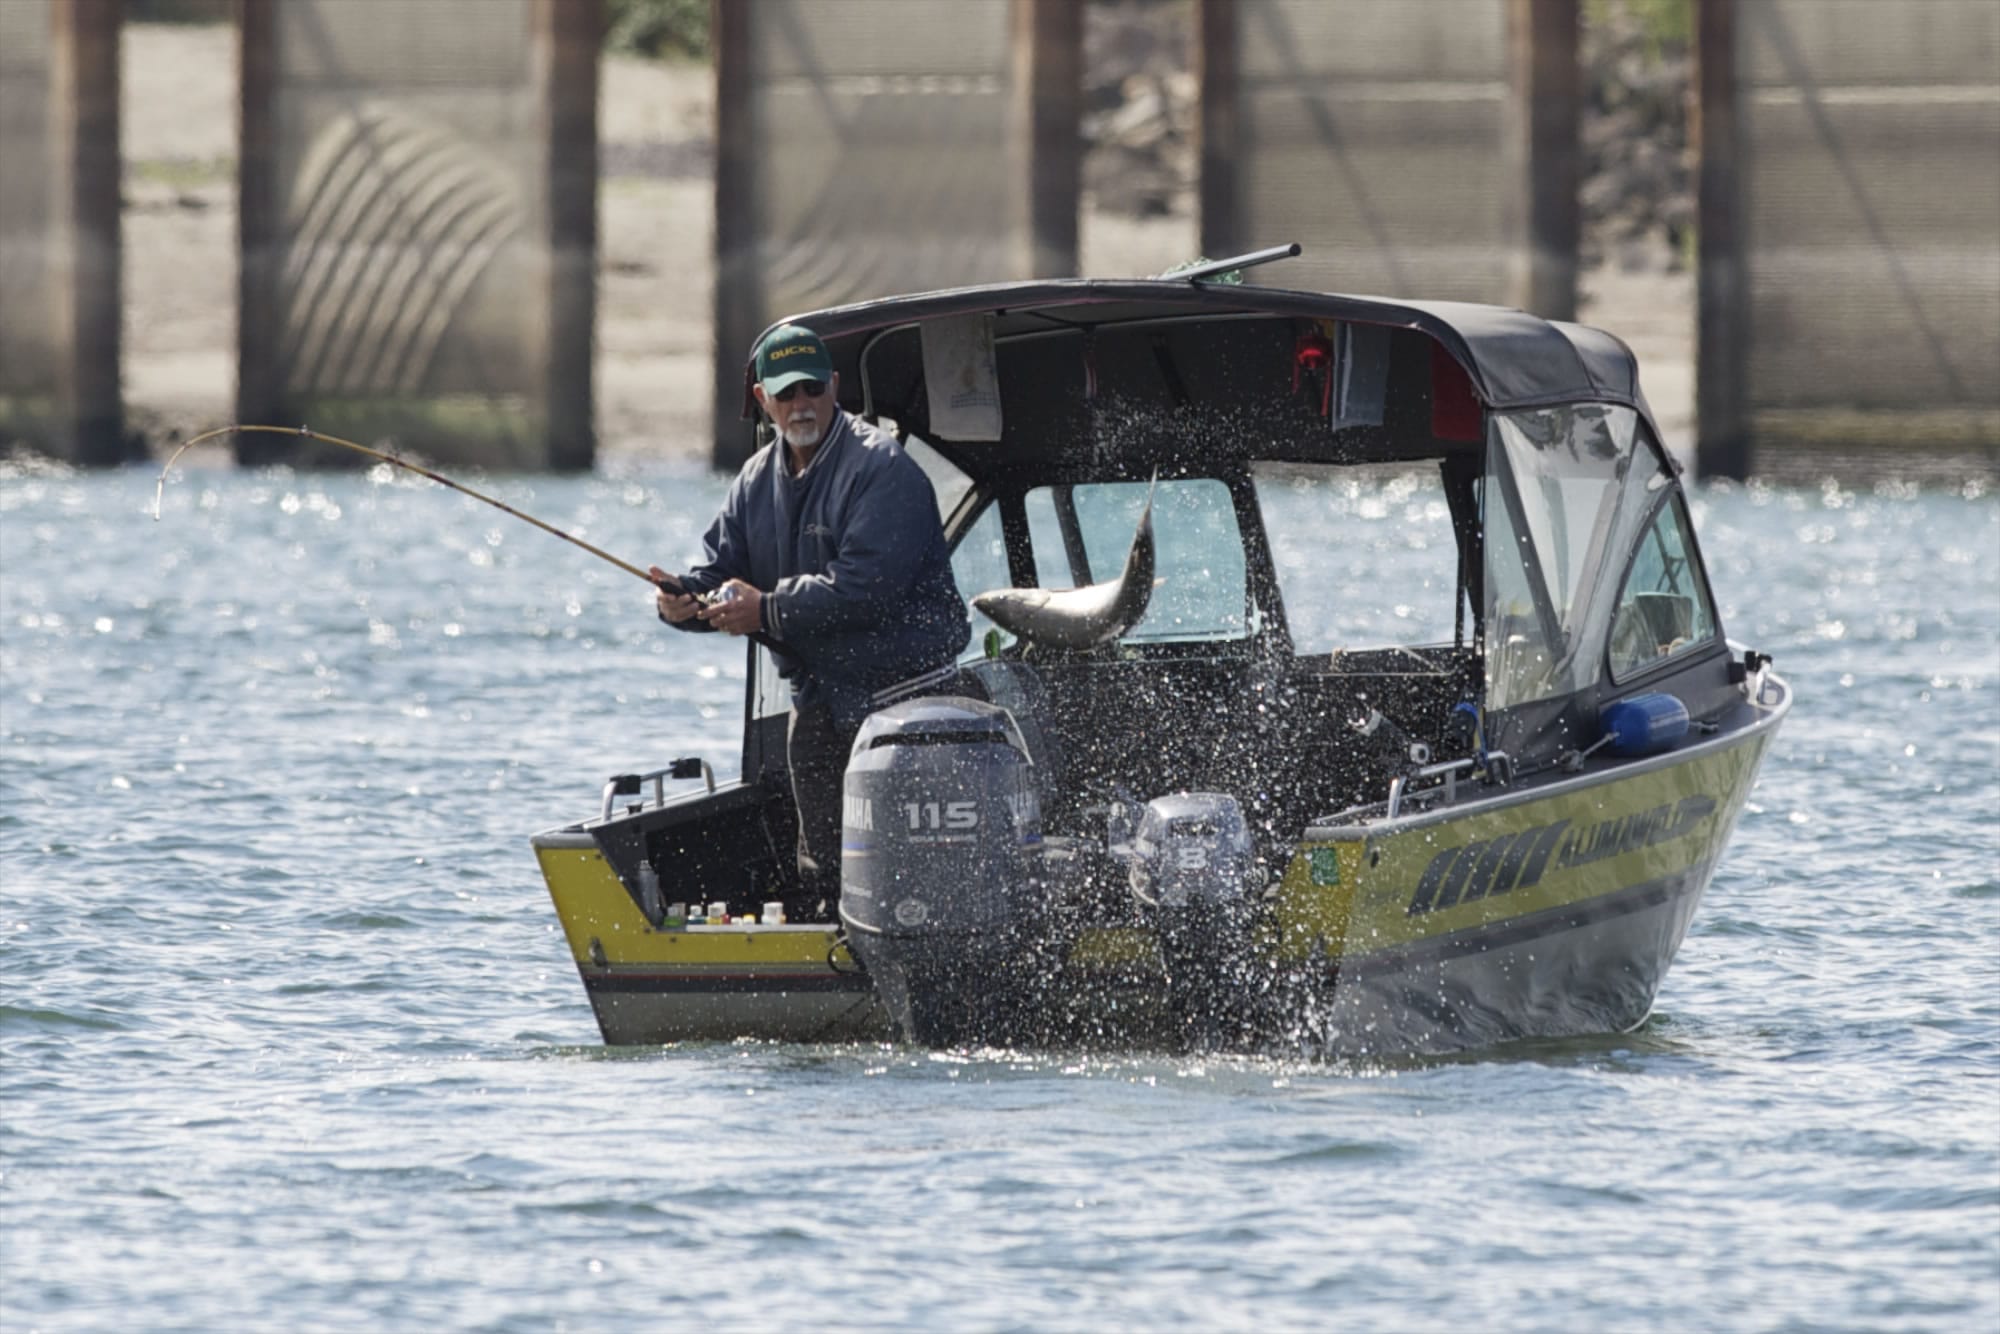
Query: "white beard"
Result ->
[[781, 416, 822, 449]]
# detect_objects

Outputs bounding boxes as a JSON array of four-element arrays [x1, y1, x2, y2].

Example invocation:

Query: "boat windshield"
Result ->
[[948, 477, 1252, 654], [1026, 479, 1249, 644], [1251, 462, 1462, 655], [1483, 404, 1663, 707]]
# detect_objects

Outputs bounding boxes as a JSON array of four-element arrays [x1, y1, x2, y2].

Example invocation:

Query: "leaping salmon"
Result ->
[[972, 480, 1156, 648]]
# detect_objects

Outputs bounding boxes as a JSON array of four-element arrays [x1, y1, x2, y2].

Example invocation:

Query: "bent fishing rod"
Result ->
[[153, 424, 777, 649]]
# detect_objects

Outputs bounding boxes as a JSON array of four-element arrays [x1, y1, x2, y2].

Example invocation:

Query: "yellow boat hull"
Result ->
[[534, 834, 890, 1043], [534, 680, 1785, 1052]]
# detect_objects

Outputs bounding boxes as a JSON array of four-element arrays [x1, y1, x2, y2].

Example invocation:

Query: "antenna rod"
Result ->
[[1166, 243, 1302, 284]]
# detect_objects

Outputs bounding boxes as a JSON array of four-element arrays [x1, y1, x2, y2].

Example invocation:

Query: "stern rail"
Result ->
[[600, 757, 715, 822]]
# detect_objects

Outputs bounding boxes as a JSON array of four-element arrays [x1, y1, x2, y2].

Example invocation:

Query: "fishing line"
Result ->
[[152, 424, 778, 649], [152, 423, 655, 581]]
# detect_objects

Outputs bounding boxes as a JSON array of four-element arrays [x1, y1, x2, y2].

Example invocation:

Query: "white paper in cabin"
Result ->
[[921, 314, 1003, 441]]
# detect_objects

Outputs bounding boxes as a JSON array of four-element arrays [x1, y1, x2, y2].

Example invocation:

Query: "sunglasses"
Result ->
[[773, 380, 828, 403]]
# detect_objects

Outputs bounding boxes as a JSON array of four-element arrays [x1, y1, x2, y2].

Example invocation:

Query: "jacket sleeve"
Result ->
[[763, 458, 936, 641], [665, 473, 752, 636]]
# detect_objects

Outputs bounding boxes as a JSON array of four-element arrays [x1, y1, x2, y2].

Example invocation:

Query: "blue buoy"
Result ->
[[1600, 692, 1690, 757]]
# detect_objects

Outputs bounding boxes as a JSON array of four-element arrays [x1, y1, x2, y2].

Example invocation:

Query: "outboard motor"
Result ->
[[1124, 793, 1263, 1046], [840, 697, 1044, 1046]]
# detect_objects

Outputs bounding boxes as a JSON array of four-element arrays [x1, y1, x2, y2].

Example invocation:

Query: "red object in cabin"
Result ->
[[1293, 327, 1334, 417], [1430, 341, 1484, 442]]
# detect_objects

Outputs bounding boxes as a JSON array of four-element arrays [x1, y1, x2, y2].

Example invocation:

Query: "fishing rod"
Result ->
[[152, 423, 776, 648]]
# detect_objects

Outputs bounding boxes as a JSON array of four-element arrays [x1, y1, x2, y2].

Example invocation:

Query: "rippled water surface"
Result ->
[[4, 460, 1996, 1332]]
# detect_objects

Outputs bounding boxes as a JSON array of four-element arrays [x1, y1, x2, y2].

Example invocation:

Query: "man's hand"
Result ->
[[698, 578, 764, 637], [650, 566, 700, 624]]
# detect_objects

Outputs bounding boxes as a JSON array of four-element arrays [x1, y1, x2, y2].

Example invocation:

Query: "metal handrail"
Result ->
[[599, 757, 714, 822], [1384, 750, 1512, 820]]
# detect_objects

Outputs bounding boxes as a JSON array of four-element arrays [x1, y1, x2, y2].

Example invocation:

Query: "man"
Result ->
[[651, 323, 970, 919]]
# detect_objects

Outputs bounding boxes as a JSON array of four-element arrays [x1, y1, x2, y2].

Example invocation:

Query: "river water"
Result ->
[[3, 458, 1995, 1332]]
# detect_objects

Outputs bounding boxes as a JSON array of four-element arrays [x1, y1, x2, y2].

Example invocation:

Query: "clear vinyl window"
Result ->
[[898, 433, 972, 520], [1251, 462, 1460, 654], [1483, 404, 1658, 708], [1608, 496, 1717, 680], [948, 499, 1012, 660]]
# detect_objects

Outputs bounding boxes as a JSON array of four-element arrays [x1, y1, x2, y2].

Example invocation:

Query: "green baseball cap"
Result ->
[[753, 323, 834, 395]]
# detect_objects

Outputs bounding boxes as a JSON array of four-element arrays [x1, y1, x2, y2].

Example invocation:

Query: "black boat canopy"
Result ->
[[717, 265, 1750, 789], [739, 277, 1658, 477]]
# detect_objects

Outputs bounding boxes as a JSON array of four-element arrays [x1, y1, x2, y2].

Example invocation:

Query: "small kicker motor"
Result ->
[[1124, 792, 1265, 1044]]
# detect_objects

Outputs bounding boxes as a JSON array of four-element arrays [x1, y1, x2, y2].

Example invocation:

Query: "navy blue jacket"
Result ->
[[670, 412, 969, 723]]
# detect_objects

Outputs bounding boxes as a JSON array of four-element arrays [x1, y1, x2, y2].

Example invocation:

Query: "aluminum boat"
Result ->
[[532, 247, 1790, 1054]]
